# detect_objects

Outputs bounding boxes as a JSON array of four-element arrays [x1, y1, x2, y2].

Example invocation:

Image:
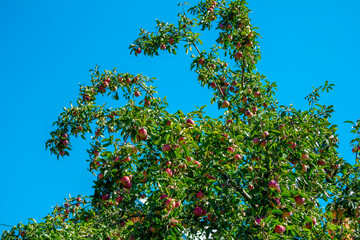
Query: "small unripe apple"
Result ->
[[247, 166, 253, 172]]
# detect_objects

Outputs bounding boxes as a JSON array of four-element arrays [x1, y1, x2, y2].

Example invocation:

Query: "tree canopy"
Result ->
[[2, 0, 360, 239]]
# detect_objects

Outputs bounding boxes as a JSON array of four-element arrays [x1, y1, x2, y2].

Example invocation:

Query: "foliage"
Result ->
[[2, 0, 360, 239]]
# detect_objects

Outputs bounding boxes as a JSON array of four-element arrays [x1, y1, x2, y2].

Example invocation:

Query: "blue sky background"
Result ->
[[0, 0, 359, 233]]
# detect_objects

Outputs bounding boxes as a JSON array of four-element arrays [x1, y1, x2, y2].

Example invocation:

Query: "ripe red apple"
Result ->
[[227, 119, 233, 124], [136, 47, 142, 54], [165, 161, 172, 167], [162, 144, 171, 152], [169, 38, 174, 45], [120, 176, 131, 188], [122, 156, 131, 163], [207, 213, 216, 222], [253, 138, 260, 145], [134, 91, 141, 97], [138, 128, 147, 138], [126, 78, 132, 84], [227, 147, 235, 153], [255, 218, 262, 225], [234, 154, 242, 160], [254, 91, 261, 98], [260, 140, 267, 148], [248, 184, 254, 191], [317, 160, 325, 166], [245, 110, 253, 118], [76, 197, 82, 203], [252, 106, 258, 114], [93, 151, 100, 156], [294, 195, 305, 205], [165, 120, 172, 127], [160, 44, 166, 50], [274, 225, 285, 234], [186, 119, 195, 126], [282, 211, 292, 219], [194, 207, 205, 217], [193, 160, 201, 168], [59, 151, 65, 156], [165, 198, 176, 209], [236, 42, 241, 49], [261, 131, 269, 138], [199, 58, 205, 65], [196, 190, 205, 200], [150, 226, 157, 233], [98, 173, 104, 180], [301, 153, 309, 160], [116, 196, 123, 203], [235, 51, 243, 60], [278, 124, 285, 131], [221, 101, 230, 108], [165, 168, 173, 177], [268, 180, 278, 189]]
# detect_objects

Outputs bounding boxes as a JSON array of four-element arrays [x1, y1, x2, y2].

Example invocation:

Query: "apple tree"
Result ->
[[2, 0, 360, 239]]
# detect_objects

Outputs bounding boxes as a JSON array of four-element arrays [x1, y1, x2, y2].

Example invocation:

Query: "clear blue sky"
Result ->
[[1, 0, 359, 233]]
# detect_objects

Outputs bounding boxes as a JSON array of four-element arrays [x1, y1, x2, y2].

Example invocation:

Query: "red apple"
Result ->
[[134, 91, 141, 97], [160, 44, 166, 50], [294, 195, 305, 205], [261, 131, 269, 138], [234, 154, 242, 160], [221, 101, 230, 108], [196, 190, 205, 200], [136, 48, 142, 54], [165, 168, 173, 177], [162, 144, 171, 152], [169, 38, 174, 45], [274, 225, 285, 234], [186, 119, 195, 126], [76, 197, 82, 202], [254, 91, 261, 98], [248, 184, 254, 191], [253, 138, 260, 145], [260, 140, 267, 148], [199, 58, 205, 65], [227, 147, 235, 153], [165, 198, 176, 209]]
